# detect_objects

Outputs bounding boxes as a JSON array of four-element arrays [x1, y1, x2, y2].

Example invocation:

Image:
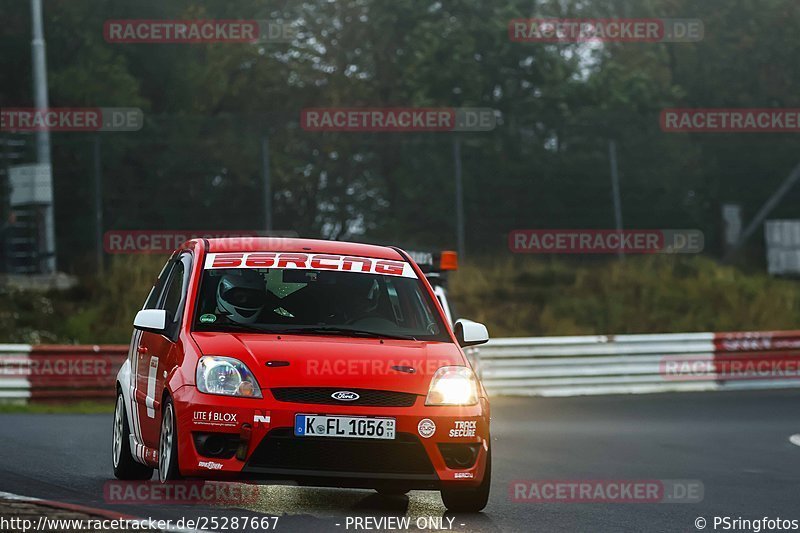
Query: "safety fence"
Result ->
[[479, 330, 800, 396], [2, 330, 800, 401]]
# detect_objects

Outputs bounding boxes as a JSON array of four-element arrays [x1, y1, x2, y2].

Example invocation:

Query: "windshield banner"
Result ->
[[203, 252, 417, 278]]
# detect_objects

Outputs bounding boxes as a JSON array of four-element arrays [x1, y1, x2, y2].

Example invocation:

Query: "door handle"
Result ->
[[137, 345, 148, 355]]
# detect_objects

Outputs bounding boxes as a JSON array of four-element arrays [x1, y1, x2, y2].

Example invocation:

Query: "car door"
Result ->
[[133, 253, 192, 451], [126, 258, 171, 461]]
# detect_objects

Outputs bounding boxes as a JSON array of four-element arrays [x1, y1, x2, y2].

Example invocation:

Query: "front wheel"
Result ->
[[440, 447, 491, 512], [112, 392, 153, 480], [158, 397, 181, 483]]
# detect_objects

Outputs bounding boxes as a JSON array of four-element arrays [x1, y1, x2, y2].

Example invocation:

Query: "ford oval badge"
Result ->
[[331, 391, 360, 401]]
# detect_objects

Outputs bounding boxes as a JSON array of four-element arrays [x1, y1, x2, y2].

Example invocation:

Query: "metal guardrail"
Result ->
[[479, 331, 800, 396], [2, 331, 800, 401], [0, 344, 32, 400], [0, 345, 126, 401]]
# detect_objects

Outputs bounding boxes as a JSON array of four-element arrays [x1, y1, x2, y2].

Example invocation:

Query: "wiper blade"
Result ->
[[199, 323, 272, 334], [280, 326, 416, 341]]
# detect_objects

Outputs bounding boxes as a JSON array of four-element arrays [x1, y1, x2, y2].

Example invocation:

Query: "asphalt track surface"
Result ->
[[1, 389, 799, 533]]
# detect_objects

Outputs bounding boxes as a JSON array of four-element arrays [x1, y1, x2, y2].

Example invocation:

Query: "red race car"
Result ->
[[112, 237, 492, 511]]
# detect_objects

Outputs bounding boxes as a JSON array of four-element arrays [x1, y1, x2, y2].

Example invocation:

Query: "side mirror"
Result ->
[[133, 309, 168, 334], [453, 319, 489, 347]]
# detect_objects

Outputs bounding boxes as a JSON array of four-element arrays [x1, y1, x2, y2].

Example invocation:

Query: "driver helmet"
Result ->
[[216, 271, 266, 324]]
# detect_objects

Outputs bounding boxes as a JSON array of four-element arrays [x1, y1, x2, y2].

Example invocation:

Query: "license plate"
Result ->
[[294, 414, 396, 440]]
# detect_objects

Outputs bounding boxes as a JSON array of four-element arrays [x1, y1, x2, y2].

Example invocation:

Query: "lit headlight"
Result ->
[[196, 356, 262, 398], [426, 366, 479, 406]]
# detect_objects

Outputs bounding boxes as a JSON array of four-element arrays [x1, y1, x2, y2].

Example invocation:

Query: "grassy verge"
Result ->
[[0, 255, 165, 344], [449, 255, 800, 337], [2, 253, 800, 342]]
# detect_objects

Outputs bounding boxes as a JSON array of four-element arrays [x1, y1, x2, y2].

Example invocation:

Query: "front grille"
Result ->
[[270, 387, 418, 407], [246, 428, 434, 475]]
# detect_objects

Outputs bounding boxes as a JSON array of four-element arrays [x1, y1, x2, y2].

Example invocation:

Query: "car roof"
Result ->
[[203, 237, 406, 261]]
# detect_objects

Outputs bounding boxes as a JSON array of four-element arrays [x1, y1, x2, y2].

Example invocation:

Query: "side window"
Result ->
[[143, 260, 173, 310], [162, 260, 185, 322], [413, 289, 439, 332], [385, 279, 405, 325], [159, 253, 193, 339]]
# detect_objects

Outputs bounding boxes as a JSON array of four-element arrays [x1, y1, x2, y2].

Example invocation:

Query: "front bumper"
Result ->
[[173, 385, 490, 489]]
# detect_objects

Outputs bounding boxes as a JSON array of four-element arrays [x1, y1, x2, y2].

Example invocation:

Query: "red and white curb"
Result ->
[[0, 490, 207, 533]]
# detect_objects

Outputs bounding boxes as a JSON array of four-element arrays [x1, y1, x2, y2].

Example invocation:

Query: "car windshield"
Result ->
[[192, 263, 449, 342]]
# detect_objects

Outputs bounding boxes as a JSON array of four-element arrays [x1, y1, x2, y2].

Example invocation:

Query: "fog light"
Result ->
[[438, 443, 481, 469]]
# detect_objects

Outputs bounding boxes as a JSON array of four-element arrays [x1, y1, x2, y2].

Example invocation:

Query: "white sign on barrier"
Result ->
[[9, 164, 53, 206], [765, 220, 800, 275]]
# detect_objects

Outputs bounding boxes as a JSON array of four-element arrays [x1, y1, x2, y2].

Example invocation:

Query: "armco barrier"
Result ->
[[0, 344, 33, 400], [2, 331, 800, 401], [0, 345, 127, 402], [479, 330, 800, 396]]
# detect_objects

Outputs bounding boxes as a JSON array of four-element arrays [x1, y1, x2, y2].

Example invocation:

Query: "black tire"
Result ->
[[440, 447, 491, 512], [112, 392, 153, 480], [158, 396, 182, 483]]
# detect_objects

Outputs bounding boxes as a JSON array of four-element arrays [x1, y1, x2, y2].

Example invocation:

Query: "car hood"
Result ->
[[190, 332, 465, 395]]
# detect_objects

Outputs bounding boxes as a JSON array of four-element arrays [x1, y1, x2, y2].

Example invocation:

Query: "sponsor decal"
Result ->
[[199, 314, 217, 324], [198, 461, 224, 470], [449, 420, 477, 438], [204, 252, 417, 278], [417, 418, 436, 439], [193, 410, 238, 427], [144, 448, 158, 463], [454, 472, 474, 479], [331, 391, 360, 401], [254, 410, 271, 427]]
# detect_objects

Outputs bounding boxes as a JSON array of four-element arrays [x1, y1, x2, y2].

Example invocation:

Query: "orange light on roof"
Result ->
[[440, 251, 458, 271]]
